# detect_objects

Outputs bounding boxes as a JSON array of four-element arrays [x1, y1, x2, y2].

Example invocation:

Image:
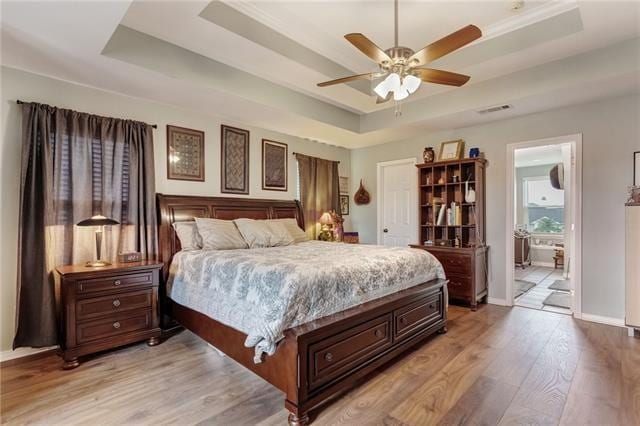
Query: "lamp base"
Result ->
[[85, 260, 112, 267]]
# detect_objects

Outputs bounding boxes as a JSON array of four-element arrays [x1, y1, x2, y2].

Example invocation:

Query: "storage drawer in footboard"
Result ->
[[393, 293, 443, 341], [308, 314, 392, 390]]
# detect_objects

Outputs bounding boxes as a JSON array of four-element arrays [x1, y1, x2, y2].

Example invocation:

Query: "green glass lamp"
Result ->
[[77, 215, 119, 267]]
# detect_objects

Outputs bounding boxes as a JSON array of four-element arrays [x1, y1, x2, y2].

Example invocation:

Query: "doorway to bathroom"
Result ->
[[506, 135, 582, 315]]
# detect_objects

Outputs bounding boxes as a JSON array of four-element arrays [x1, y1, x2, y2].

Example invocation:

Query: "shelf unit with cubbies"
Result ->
[[412, 158, 488, 310]]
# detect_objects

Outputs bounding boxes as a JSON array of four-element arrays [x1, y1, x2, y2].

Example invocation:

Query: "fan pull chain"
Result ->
[[394, 101, 402, 117]]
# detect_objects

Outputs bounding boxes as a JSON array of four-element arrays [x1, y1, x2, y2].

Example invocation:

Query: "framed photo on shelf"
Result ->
[[166, 125, 205, 181], [339, 176, 349, 194], [437, 139, 464, 161], [634, 151, 640, 186], [262, 139, 287, 191], [340, 195, 350, 216], [221, 125, 250, 194]]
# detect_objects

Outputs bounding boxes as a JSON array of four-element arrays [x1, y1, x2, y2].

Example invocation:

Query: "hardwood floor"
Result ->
[[1, 305, 638, 425]]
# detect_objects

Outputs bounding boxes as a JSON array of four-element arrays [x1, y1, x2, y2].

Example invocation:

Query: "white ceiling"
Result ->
[[1, 0, 639, 149], [515, 144, 564, 167]]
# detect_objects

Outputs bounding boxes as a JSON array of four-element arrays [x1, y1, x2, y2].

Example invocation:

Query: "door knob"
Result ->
[[383, 228, 389, 233]]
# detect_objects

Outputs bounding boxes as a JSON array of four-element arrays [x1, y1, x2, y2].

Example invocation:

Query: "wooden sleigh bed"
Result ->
[[157, 194, 448, 425]]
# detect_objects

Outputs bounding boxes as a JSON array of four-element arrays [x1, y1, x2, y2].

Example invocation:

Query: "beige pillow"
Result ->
[[172, 221, 203, 251], [195, 218, 248, 250], [267, 218, 309, 243], [234, 218, 294, 248]]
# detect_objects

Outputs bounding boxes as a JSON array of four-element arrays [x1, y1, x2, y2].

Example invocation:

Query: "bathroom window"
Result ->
[[523, 176, 564, 233]]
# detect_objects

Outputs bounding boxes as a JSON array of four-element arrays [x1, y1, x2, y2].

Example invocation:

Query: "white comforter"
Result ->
[[167, 241, 444, 362]]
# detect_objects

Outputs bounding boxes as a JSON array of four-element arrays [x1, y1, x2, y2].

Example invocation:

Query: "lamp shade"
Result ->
[[319, 212, 333, 225], [77, 215, 119, 227], [402, 75, 421, 94]]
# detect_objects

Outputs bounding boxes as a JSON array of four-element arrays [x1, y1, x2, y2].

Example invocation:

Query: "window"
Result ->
[[523, 176, 564, 233]]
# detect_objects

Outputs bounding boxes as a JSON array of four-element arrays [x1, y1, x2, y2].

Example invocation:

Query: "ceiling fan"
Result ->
[[317, 0, 482, 106]]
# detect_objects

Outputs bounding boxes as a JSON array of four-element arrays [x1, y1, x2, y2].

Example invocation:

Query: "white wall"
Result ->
[[0, 66, 350, 354], [350, 94, 640, 320]]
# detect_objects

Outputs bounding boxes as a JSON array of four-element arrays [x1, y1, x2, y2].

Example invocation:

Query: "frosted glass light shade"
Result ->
[[374, 73, 401, 98], [393, 86, 409, 101], [402, 75, 421, 94]]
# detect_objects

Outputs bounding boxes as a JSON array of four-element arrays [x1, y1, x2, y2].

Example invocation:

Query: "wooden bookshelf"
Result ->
[[416, 158, 486, 247], [413, 158, 488, 310]]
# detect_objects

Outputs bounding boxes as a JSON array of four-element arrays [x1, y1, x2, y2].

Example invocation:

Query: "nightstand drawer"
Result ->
[[77, 272, 153, 294], [76, 310, 151, 344], [76, 289, 152, 320]]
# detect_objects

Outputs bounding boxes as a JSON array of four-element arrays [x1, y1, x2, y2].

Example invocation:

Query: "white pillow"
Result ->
[[172, 221, 202, 251], [234, 218, 294, 248], [267, 218, 309, 244], [195, 218, 248, 250]]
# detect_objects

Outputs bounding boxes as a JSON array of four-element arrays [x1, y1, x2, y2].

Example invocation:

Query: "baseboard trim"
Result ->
[[488, 297, 508, 306], [580, 313, 626, 328], [0, 346, 58, 367]]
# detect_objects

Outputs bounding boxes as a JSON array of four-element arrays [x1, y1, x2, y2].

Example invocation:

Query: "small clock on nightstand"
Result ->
[[56, 261, 163, 369]]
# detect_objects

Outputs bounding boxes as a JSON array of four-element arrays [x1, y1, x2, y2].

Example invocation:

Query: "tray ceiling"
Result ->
[[1, 0, 639, 148]]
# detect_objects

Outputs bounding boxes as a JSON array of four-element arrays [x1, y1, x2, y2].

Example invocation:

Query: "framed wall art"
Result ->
[[166, 125, 205, 181], [262, 139, 288, 191], [339, 176, 349, 194], [340, 195, 350, 216], [221, 125, 250, 194], [634, 151, 640, 186], [437, 139, 464, 161]]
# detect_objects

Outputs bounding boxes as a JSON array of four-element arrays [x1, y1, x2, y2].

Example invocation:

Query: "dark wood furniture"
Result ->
[[414, 158, 488, 310], [56, 261, 163, 369], [157, 194, 448, 425]]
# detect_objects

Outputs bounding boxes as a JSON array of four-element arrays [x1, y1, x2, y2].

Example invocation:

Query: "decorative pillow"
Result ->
[[267, 218, 309, 244], [172, 221, 202, 251], [195, 218, 248, 250], [234, 218, 294, 248]]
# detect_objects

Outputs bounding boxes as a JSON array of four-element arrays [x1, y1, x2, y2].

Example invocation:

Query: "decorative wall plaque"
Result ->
[[262, 139, 287, 191], [221, 125, 250, 194], [166, 125, 205, 181]]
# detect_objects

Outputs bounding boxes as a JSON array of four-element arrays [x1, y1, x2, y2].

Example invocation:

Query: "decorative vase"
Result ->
[[423, 147, 435, 163], [469, 148, 480, 158], [354, 180, 371, 205], [465, 180, 476, 204]]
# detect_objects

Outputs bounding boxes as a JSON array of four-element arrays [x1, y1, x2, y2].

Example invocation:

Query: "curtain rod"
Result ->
[[16, 100, 158, 129], [291, 152, 340, 164]]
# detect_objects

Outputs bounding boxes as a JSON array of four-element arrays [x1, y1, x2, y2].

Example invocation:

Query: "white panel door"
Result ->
[[378, 160, 417, 247]]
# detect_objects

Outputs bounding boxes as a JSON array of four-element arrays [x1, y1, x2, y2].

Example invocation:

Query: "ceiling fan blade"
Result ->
[[409, 25, 481, 66], [317, 72, 377, 87], [414, 68, 471, 86], [345, 33, 392, 64]]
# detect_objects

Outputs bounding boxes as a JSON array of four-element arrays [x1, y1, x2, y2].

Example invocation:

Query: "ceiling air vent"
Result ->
[[476, 104, 513, 114]]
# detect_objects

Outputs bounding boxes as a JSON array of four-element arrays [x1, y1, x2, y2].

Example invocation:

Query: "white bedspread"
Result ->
[[167, 241, 444, 362]]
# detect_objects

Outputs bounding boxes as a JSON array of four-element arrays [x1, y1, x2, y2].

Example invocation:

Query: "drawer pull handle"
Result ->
[[400, 317, 408, 325], [113, 322, 121, 329], [374, 329, 383, 338], [429, 304, 435, 310], [112, 299, 121, 307], [324, 352, 333, 362], [114, 280, 121, 286]]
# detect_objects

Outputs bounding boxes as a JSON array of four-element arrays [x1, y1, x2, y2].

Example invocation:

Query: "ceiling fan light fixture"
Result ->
[[393, 86, 409, 101], [374, 72, 401, 98], [402, 74, 421, 94]]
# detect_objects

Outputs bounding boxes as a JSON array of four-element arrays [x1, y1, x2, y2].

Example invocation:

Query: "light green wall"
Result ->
[[350, 94, 640, 319]]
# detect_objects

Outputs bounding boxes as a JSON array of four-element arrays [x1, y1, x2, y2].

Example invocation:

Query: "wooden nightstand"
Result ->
[[56, 261, 163, 369]]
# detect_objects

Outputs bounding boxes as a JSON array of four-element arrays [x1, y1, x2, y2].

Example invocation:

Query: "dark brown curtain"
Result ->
[[13, 102, 157, 349], [295, 153, 340, 239]]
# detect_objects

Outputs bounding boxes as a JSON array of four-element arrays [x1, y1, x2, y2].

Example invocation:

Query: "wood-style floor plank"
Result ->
[[1, 305, 637, 426]]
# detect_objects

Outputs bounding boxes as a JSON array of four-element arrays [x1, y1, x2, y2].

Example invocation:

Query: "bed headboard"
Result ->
[[156, 193, 304, 277]]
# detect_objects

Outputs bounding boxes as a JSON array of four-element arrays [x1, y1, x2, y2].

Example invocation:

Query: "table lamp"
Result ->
[[77, 215, 119, 267], [318, 212, 334, 241]]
